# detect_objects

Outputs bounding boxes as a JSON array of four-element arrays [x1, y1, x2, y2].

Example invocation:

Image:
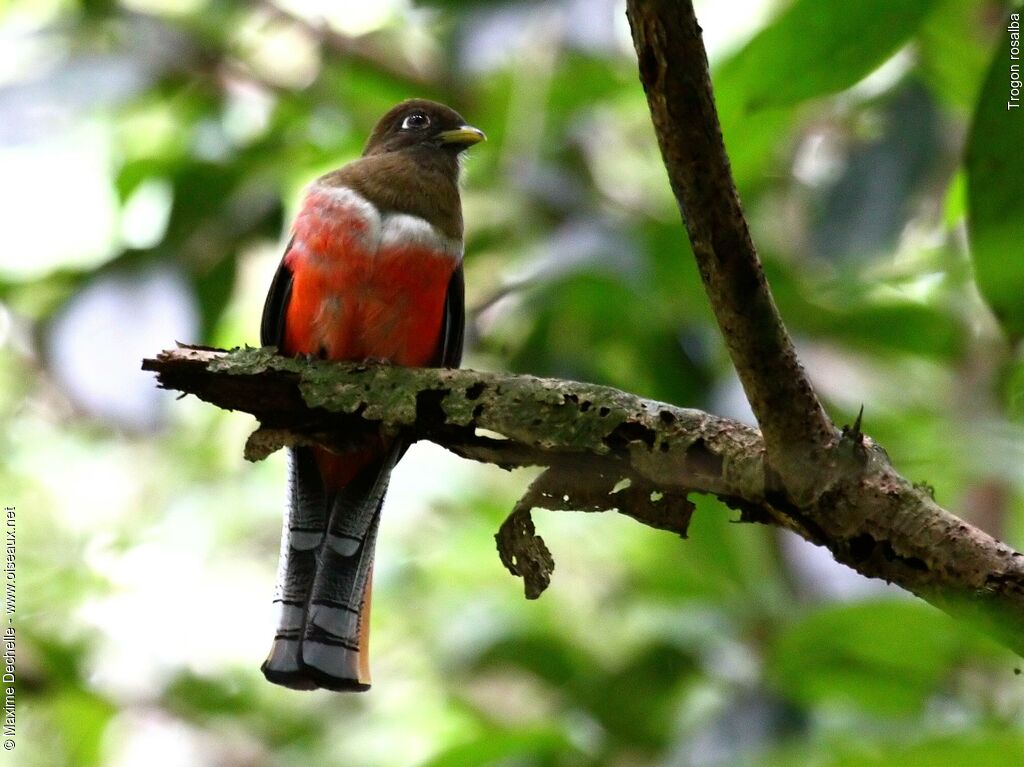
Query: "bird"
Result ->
[[259, 99, 484, 692]]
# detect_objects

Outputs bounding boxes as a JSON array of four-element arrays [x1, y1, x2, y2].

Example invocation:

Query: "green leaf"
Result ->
[[762, 732, 1024, 767], [943, 169, 967, 228], [469, 629, 592, 689], [768, 600, 961, 715], [581, 642, 697, 749], [193, 252, 237, 343], [917, 0, 993, 111], [717, 0, 939, 112], [965, 12, 1024, 341], [51, 689, 117, 767], [1006, 354, 1024, 420], [713, 0, 939, 189], [627, 494, 781, 602], [547, 53, 634, 121], [418, 728, 577, 767], [837, 736, 1024, 767], [764, 261, 966, 360], [509, 273, 714, 406]]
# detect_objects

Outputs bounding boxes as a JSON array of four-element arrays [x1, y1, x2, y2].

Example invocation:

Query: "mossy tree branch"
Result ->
[[144, 0, 1024, 660], [143, 347, 1024, 657]]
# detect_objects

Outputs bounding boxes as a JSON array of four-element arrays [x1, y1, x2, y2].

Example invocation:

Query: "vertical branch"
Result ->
[[625, 0, 836, 502]]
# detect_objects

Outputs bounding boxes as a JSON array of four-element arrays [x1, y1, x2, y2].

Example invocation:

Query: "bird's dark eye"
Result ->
[[400, 112, 430, 130]]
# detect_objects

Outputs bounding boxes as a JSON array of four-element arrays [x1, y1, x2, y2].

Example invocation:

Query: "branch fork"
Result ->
[[142, 0, 1024, 659]]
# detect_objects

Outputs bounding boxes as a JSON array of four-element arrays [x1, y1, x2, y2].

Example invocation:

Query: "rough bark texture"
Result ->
[[625, 0, 835, 505], [143, 347, 1024, 657]]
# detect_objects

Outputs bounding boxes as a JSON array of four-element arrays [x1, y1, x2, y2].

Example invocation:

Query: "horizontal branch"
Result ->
[[144, 346, 1024, 658]]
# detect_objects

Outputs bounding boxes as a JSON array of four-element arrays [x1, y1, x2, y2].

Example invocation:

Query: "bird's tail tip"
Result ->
[[261, 637, 372, 692]]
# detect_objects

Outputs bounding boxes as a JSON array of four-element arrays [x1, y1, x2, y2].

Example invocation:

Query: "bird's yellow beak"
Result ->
[[438, 125, 486, 147]]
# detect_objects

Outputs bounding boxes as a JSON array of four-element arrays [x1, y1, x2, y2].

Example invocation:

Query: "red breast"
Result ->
[[282, 183, 462, 367]]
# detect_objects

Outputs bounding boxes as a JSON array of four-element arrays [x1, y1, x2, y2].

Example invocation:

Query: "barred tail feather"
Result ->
[[262, 447, 326, 689], [299, 513, 380, 690], [301, 449, 394, 690], [262, 446, 397, 692]]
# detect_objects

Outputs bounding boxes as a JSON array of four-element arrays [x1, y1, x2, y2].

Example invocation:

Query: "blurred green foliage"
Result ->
[[2, 0, 1023, 765], [966, 13, 1024, 342]]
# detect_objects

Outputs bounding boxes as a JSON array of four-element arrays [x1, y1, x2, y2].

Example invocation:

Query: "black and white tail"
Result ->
[[261, 446, 396, 691]]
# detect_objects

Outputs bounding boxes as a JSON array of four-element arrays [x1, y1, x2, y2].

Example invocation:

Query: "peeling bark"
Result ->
[[143, 347, 1024, 656]]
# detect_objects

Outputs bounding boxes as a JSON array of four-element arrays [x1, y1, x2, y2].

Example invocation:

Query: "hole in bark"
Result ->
[[604, 421, 656, 450], [848, 533, 928, 571], [902, 554, 927, 570], [598, 406, 610, 417], [465, 382, 486, 400], [685, 438, 722, 476], [659, 410, 676, 424], [415, 388, 447, 427], [849, 533, 875, 561], [580, 401, 592, 412]]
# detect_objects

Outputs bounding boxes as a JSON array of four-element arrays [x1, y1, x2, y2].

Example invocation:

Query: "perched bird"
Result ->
[[259, 99, 484, 691]]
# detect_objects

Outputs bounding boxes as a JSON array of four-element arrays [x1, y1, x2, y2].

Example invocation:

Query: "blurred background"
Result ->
[[4, 0, 1024, 764]]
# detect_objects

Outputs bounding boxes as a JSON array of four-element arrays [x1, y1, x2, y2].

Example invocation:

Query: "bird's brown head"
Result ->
[[322, 99, 483, 239], [363, 99, 485, 157]]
